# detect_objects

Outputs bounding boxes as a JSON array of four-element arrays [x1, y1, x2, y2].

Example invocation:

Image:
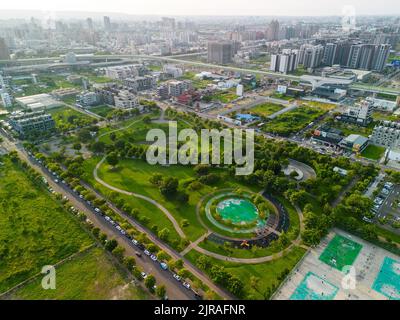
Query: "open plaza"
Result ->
[[274, 229, 400, 300]]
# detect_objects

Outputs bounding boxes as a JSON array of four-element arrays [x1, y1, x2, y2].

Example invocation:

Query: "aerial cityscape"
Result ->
[[1, 0, 400, 307]]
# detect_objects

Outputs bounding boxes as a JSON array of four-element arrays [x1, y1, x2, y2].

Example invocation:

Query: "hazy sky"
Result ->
[[0, 0, 399, 16]]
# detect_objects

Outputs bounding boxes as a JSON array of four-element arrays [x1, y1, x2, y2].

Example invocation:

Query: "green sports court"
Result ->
[[319, 235, 363, 271], [290, 272, 339, 300]]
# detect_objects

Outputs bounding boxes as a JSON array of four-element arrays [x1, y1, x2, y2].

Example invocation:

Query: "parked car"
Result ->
[[150, 255, 157, 262], [135, 251, 142, 257], [160, 262, 168, 270], [182, 282, 191, 290], [141, 272, 148, 279], [173, 274, 181, 281], [144, 250, 151, 256]]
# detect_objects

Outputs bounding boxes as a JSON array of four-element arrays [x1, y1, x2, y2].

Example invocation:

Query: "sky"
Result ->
[[0, 0, 399, 16]]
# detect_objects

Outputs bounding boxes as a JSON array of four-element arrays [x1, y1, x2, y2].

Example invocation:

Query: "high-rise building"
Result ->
[[371, 44, 391, 72], [322, 43, 337, 66], [207, 42, 233, 65], [103, 16, 111, 31], [267, 20, 280, 41], [347, 44, 363, 69], [358, 45, 375, 70], [299, 44, 324, 69], [270, 50, 298, 74], [86, 18, 93, 30], [0, 38, 10, 60]]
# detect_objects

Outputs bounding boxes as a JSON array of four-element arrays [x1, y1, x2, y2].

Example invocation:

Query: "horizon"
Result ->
[[0, 0, 400, 17]]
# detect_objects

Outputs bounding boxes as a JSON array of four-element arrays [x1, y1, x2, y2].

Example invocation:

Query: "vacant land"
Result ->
[[90, 105, 114, 118], [210, 91, 238, 104], [9, 247, 149, 300], [0, 156, 93, 293], [263, 106, 326, 136], [361, 145, 386, 161], [249, 102, 284, 118]]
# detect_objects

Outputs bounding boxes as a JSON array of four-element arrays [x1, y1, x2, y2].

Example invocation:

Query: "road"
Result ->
[[0, 132, 197, 300]]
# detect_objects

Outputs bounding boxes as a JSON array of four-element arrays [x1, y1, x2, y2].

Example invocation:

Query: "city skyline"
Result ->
[[1, 0, 400, 17]]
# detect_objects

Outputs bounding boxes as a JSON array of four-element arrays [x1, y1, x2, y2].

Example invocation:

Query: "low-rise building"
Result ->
[[114, 90, 140, 109], [15, 94, 62, 111], [124, 75, 156, 92], [339, 134, 369, 153], [312, 125, 344, 146], [163, 65, 183, 78], [52, 88, 80, 99], [168, 80, 192, 97], [370, 121, 400, 148], [336, 99, 373, 126], [8, 110, 55, 137], [78, 91, 100, 107], [105, 64, 147, 80]]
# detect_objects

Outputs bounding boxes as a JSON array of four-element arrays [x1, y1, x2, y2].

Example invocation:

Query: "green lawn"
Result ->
[[83, 157, 261, 243], [185, 246, 306, 299], [9, 247, 149, 300], [319, 235, 363, 271], [89, 105, 114, 117], [0, 156, 93, 293], [249, 103, 284, 118], [361, 144, 386, 161], [270, 93, 294, 101]]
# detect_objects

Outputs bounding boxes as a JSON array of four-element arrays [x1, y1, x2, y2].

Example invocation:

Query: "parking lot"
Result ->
[[369, 181, 400, 232]]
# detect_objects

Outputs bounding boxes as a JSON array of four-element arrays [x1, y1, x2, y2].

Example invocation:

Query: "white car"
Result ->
[[150, 255, 157, 262], [132, 239, 138, 245], [94, 208, 101, 213], [144, 250, 151, 256], [182, 282, 191, 289], [104, 216, 111, 221], [141, 272, 148, 279], [173, 274, 181, 281]]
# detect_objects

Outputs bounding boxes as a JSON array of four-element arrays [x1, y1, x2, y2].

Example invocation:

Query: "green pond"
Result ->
[[216, 197, 258, 224]]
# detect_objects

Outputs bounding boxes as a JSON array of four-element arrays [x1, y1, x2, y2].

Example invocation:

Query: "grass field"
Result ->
[[9, 247, 149, 300], [49, 106, 95, 131], [89, 105, 114, 118], [210, 91, 238, 104], [249, 103, 284, 118], [263, 106, 326, 136], [319, 235, 363, 271], [83, 156, 261, 243], [0, 156, 93, 293], [361, 144, 386, 161], [185, 246, 306, 299]]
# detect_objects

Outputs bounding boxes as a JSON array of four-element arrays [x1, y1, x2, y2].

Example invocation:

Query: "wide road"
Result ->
[[0, 133, 196, 300]]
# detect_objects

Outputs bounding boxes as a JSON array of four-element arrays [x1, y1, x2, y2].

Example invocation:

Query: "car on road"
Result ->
[[173, 274, 181, 281], [160, 262, 168, 270], [182, 282, 191, 290], [94, 208, 101, 213], [144, 250, 151, 256], [132, 239, 138, 245], [150, 254, 157, 262], [141, 272, 148, 279], [135, 251, 142, 257]]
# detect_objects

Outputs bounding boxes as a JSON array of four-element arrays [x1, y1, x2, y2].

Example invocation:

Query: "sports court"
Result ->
[[372, 257, 400, 300], [273, 229, 400, 300], [319, 234, 363, 271], [290, 272, 339, 300]]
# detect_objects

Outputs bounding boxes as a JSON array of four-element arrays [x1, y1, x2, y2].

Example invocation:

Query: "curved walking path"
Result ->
[[190, 190, 307, 264], [94, 156, 187, 239]]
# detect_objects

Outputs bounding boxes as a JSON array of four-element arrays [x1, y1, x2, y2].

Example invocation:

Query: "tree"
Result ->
[[112, 246, 125, 262], [106, 152, 119, 168], [73, 143, 82, 151], [105, 239, 118, 252], [149, 173, 163, 186], [156, 285, 167, 299], [159, 177, 179, 197], [145, 275, 156, 290], [91, 141, 106, 153], [158, 228, 170, 241], [123, 256, 136, 271]]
